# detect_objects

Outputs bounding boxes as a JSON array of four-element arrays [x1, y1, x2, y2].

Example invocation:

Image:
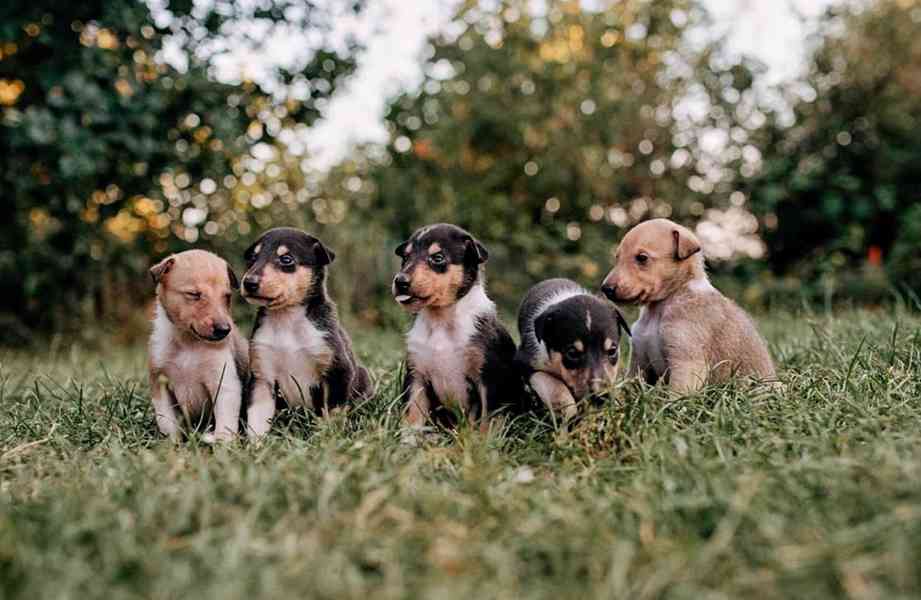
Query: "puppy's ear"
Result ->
[[226, 263, 239, 291], [313, 241, 335, 265], [534, 311, 551, 345], [672, 229, 701, 261], [149, 256, 175, 285], [395, 240, 410, 257], [464, 237, 489, 264], [243, 240, 260, 264], [614, 307, 631, 338]]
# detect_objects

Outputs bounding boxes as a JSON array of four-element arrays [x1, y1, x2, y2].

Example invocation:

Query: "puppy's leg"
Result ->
[[529, 372, 578, 421], [246, 379, 276, 438], [212, 364, 242, 441], [477, 381, 490, 433], [668, 360, 709, 393], [150, 373, 181, 441], [404, 381, 432, 427]]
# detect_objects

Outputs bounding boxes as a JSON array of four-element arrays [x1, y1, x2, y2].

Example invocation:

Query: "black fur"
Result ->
[[243, 228, 370, 413], [395, 223, 521, 425], [393, 223, 488, 303], [516, 278, 630, 399]]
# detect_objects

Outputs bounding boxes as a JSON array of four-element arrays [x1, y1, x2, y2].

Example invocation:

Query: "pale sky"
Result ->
[[192, 0, 844, 170]]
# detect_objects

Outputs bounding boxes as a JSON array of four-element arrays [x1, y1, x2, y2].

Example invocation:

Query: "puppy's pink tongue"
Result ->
[[396, 295, 412, 303]]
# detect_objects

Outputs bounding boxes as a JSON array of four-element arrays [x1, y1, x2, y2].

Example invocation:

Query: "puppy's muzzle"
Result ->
[[243, 275, 261, 295], [209, 323, 231, 341], [601, 283, 617, 302], [393, 273, 411, 294]]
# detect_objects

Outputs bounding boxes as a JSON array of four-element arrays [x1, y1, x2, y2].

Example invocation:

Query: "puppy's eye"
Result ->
[[428, 253, 446, 266], [607, 346, 619, 362], [565, 347, 583, 362], [185, 291, 202, 301], [278, 254, 295, 267], [635, 253, 649, 265]]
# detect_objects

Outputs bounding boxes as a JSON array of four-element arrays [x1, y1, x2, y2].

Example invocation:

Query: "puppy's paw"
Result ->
[[400, 426, 435, 447]]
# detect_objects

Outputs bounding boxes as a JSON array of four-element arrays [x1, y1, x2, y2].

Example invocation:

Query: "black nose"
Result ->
[[601, 284, 616, 301], [211, 324, 231, 340], [243, 276, 260, 295], [394, 273, 411, 294]]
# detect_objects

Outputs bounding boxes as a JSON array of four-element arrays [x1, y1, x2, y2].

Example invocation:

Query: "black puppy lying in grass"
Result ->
[[516, 278, 631, 421]]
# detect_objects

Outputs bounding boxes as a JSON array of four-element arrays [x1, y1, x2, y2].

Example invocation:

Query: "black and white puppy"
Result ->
[[393, 223, 519, 430], [241, 227, 371, 437], [516, 278, 631, 419]]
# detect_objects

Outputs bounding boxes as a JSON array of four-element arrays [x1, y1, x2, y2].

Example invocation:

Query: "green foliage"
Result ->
[[748, 0, 921, 287], [3, 310, 921, 597], [0, 1, 359, 331], [359, 0, 762, 310]]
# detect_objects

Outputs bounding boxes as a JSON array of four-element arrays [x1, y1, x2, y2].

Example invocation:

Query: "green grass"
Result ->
[[2, 308, 921, 599]]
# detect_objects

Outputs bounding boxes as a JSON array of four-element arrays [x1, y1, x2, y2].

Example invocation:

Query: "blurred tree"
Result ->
[[0, 0, 360, 333], [748, 0, 921, 293], [364, 0, 764, 308]]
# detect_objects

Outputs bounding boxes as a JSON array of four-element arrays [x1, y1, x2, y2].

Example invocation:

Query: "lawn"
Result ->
[[2, 308, 921, 599]]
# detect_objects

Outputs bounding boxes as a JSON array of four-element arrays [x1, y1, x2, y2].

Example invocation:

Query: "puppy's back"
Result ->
[[667, 286, 776, 381]]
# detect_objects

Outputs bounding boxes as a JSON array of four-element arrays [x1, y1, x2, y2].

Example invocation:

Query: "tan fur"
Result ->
[[529, 372, 578, 420], [603, 218, 775, 391], [148, 250, 247, 441], [405, 263, 466, 311], [153, 250, 237, 340], [245, 264, 314, 309], [546, 351, 618, 399]]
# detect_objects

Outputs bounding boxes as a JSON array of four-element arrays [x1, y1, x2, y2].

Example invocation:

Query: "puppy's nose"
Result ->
[[211, 324, 231, 340], [601, 283, 617, 301], [243, 276, 260, 295], [393, 273, 411, 294]]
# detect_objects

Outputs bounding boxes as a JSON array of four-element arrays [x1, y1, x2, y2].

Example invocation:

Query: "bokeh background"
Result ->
[[1, 0, 919, 345]]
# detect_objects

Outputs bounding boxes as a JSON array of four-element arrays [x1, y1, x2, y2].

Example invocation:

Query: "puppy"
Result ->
[[393, 223, 518, 430], [148, 249, 247, 441], [241, 227, 370, 437], [601, 218, 775, 391], [516, 278, 631, 420]]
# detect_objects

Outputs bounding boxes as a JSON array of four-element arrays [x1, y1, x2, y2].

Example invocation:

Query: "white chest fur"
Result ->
[[149, 303, 241, 413], [406, 285, 493, 406], [631, 304, 667, 379], [251, 306, 333, 407]]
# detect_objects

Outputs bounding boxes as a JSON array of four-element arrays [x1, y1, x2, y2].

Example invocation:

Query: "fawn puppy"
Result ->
[[601, 218, 775, 392], [392, 223, 518, 430], [516, 278, 631, 420], [148, 250, 247, 441], [241, 228, 370, 438]]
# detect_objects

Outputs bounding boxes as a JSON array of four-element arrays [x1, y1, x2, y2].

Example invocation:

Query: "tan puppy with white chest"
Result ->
[[601, 218, 775, 392], [148, 250, 248, 441]]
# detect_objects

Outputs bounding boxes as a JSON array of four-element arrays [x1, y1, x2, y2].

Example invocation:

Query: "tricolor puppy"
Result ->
[[601, 218, 776, 391], [241, 228, 370, 438], [393, 223, 518, 430], [516, 278, 630, 420], [148, 249, 247, 441]]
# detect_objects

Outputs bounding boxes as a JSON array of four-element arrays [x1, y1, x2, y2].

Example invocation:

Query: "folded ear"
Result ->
[[395, 240, 410, 257], [614, 307, 631, 338], [672, 228, 701, 261], [534, 311, 551, 345], [149, 256, 175, 285], [313, 241, 335, 266], [226, 263, 239, 291], [243, 241, 260, 264], [464, 237, 489, 264]]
